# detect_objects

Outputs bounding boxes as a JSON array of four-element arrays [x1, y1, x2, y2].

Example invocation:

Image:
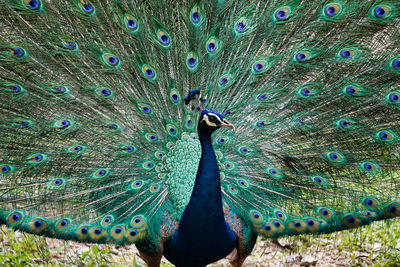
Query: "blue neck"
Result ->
[[164, 127, 237, 266], [181, 128, 225, 229]]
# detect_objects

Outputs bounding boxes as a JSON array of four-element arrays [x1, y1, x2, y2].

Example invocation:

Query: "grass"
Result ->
[[270, 218, 400, 266], [1, 218, 399, 266]]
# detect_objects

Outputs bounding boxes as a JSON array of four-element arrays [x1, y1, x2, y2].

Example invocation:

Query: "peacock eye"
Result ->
[[209, 116, 218, 123]]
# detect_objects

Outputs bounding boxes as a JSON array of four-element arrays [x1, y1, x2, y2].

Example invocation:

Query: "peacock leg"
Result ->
[[226, 231, 257, 267], [137, 247, 163, 267], [136, 236, 164, 267]]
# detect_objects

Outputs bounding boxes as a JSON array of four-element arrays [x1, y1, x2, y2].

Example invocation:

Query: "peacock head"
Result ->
[[198, 109, 235, 134]]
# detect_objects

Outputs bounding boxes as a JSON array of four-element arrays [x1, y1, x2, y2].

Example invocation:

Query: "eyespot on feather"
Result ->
[[169, 89, 181, 104], [23, 0, 42, 11], [77, 225, 90, 240], [101, 215, 114, 227], [130, 180, 144, 190], [206, 37, 219, 55], [311, 175, 328, 186], [7, 211, 24, 226], [4, 83, 25, 94], [89, 227, 108, 241], [390, 57, 400, 71], [361, 197, 379, 209], [269, 219, 285, 233], [361, 210, 377, 218], [79, 0, 95, 16], [317, 207, 334, 220], [142, 161, 155, 170], [295, 51, 311, 62], [224, 162, 235, 171], [339, 48, 355, 59], [288, 219, 306, 233], [12, 118, 32, 128], [257, 223, 276, 237], [0, 164, 14, 175], [91, 169, 110, 179], [266, 168, 285, 179], [186, 52, 198, 71], [62, 40, 79, 51], [216, 136, 230, 145], [385, 91, 400, 108], [56, 218, 71, 231], [145, 133, 159, 142], [384, 203, 400, 218], [53, 119, 75, 129], [218, 73, 234, 90], [336, 118, 356, 130], [375, 130, 397, 143], [227, 184, 238, 194], [157, 30, 171, 47], [323, 3, 342, 18], [130, 215, 146, 230], [47, 178, 67, 190], [234, 17, 248, 34], [166, 124, 178, 136], [149, 184, 160, 193], [27, 153, 47, 164], [274, 7, 291, 22], [304, 218, 320, 232], [123, 14, 139, 33], [125, 228, 146, 243], [250, 210, 263, 224], [185, 115, 195, 129], [274, 210, 287, 221], [342, 84, 364, 97], [237, 179, 249, 188], [190, 6, 202, 25], [111, 225, 126, 240], [360, 161, 380, 174], [325, 151, 346, 164], [142, 64, 157, 81], [371, 5, 391, 19], [251, 60, 269, 74], [102, 53, 120, 68], [29, 218, 47, 233], [8, 47, 28, 59], [94, 87, 113, 99], [342, 214, 360, 228]]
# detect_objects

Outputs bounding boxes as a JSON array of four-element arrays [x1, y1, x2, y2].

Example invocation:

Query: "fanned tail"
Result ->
[[0, 0, 400, 247]]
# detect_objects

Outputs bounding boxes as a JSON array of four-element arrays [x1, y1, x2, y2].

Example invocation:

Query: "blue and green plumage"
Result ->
[[1, 0, 400, 266]]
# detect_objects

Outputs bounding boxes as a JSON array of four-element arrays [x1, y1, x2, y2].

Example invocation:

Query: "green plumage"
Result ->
[[1, 0, 400, 265]]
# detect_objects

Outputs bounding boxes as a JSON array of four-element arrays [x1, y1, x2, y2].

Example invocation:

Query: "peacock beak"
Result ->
[[220, 119, 235, 131]]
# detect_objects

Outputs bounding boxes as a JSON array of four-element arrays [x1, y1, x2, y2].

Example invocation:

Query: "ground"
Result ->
[[1, 218, 399, 266]]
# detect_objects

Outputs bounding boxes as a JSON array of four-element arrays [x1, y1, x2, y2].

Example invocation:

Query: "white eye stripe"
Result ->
[[208, 114, 223, 124], [202, 114, 218, 127]]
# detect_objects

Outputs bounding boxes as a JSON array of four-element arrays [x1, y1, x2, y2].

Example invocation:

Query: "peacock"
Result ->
[[1, 0, 400, 266]]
